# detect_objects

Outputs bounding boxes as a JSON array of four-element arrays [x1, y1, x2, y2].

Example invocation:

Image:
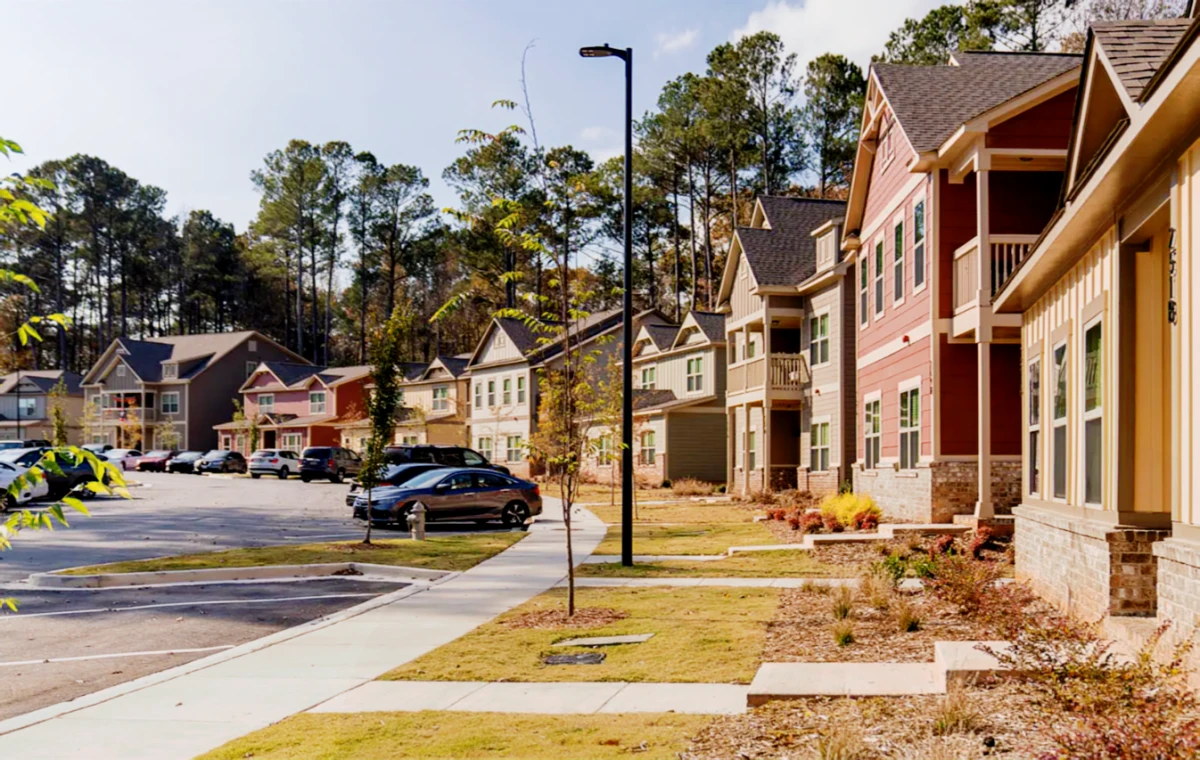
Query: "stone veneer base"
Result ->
[[1014, 504, 1169, 620]]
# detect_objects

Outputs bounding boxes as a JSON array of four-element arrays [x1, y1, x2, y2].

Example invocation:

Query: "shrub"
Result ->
[[930, 534, 957, 556], [766, 507, 786, 521], [830, 586, 854, 620], [778, 489, 817, 511], [895, 599, 921, 632], [931, 688, 979, 735], [822, 512, 843, 532], [818, 492, 881, 528], [714, 484, 726, 494], [671, 477, 713, 497], [831, 620, 855, 646], [858, 568, 891, 610], [800, 579, 833, 595], [968, 526, 996, 560], [811, 725, 867, 760], [1041, 706, 1200, 760], [749, 489, 776, 506], [854, 510, 880, 531], [801, 511, 824, 533], [787, 511, 802, 530], [927, 553, 1023, 616], [875, 551, 937, 586]]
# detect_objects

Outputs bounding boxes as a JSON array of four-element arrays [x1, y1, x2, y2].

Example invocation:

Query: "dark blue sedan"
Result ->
[[351, 467, 542, 528]]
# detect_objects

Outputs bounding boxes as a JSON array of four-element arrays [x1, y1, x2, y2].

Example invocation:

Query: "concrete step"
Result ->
[[727, 543, 812, 555], [885, 523, 971, 537], [932, 641, 1011, 691], [747, 662, 940, 705]]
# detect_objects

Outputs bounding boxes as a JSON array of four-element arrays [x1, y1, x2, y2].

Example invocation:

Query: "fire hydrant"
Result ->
[[407, 501, 427, 541]]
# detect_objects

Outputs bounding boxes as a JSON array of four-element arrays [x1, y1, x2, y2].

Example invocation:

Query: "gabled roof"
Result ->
[[873, 51, 1083, 154], [633, 389, 677, 411], [400, 362, 428, 381], [83, 330, 307, 386], [0, 370, 83, 395], [642, 324, 681, 351], [687, 311, 725, 344], [1093, 18, 1193, 101], [244, 362, 370, 393], [261, 361, 322, 388], [736, 197, 847, 287], [435, 355, 469, 378], [316, 365, 372, 387], [468, 308, 669, 368]]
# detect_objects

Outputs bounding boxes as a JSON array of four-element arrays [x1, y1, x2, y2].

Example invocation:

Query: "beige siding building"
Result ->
[[337, 356, 471, 452], [0, 371, 84, 444]]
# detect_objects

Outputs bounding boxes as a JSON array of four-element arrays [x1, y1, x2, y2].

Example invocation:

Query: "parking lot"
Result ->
[[0, 471, 490, 721]]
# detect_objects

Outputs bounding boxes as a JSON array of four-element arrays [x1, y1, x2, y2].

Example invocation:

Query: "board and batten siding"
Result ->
[[1020, 228, 1116, 512], [640, 346, 718, 399], [728, 255, 762, 324], [1173, 139, 1200, 528], [666, 411, 727, 482], [98, 359, 144, 392], [476, 327, 525, 366]]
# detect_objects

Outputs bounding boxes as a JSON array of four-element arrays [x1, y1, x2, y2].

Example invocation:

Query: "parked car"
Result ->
[[104, 449, 143, 471], [131, 450, 179, 472], [382, 444, 510, 475], [352, 467, 541, 528], [82, 443, 114, 455], [26, 449, 111, 498], [0, 447, 49, 469], [299, 446, 362, 483], [0, 439, 52, 451], [0, 460, 50, 511], [166, 450, 205, 474], [344, 462, 447, 507], [195, 450, 247, 474], [249, 449, 301, 480]]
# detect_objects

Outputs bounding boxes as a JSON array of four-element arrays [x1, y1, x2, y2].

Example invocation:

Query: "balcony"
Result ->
[[727, 354, 808, 401], [952, 234, 1037, 338], [101, 407, 157, 423]]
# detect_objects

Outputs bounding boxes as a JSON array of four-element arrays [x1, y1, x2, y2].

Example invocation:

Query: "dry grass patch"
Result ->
[[593, 522, 774, 555], [577, 550, 836, 578], [198, 711, 706, 760], [575, 483, 676, 502], [61, 534, 526, 575], [587, 501, 756, 524], [382, 586, 778, 684]]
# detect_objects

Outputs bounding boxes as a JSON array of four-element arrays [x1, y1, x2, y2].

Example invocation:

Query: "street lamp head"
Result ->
[[580, 44, 628, 61]]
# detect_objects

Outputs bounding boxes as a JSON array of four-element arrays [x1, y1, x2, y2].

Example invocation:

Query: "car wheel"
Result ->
[[278, 466, 288, 480], [301, 474, 312, 483], [251, 473, 261, 479], [501, 501, 530, 528], [331, 468, 344, 485]]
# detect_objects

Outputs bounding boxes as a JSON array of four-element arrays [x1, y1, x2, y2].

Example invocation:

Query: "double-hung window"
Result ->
[[809, 314, 829, 366], [913, 200, 926, 289], [747, 430, 757, 471], [810, 422, 830, 472], [516, 376, 526, 404], [309, 391, 326, 414], [487, 380, 496, 407], [874, 241, 884, 316], [1052, 342, 1068, 500], [639, 431, 656, 465], [474, 383, 482, 409], [640, 366, 656, 389], [258, 393, 274, 413], [432, 386, 449, 411], [860, 260, 869, 326], [161, 392, 180, 415], [865, 399, 881, 468], [502, 378, 512, 405], [1084, 320, 1102, 505], [477, 437, 493, 460], [506, 436, 523, 463], [596, 436, 613, 465], [1028, 358, 1041, 495], [686, 356, 703, 393], [893, 220, 905, 303], [899, 387, 920, 469]]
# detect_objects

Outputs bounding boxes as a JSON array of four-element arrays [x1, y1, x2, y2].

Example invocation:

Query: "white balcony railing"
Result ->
[[769, 354, 808, 391], [953, 234, 1039, 313]]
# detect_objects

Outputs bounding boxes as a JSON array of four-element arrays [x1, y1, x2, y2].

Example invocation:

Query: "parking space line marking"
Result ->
[[5, 592, 382, 619], [0, 645, 236, 667]]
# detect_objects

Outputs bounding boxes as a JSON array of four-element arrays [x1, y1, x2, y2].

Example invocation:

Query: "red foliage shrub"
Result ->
[[786, 511, 802, 530], [930, 535, 957, 556], [822, 513, 843, 533], [969, 526, 996, 559], [767, 508, 786, 521], [852, 510, 879, 531], [800, 511, 823, 533]]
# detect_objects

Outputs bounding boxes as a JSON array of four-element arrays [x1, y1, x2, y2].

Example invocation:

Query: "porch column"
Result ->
[[976, 342, 994, 519], [976, 168, 991, 305], [742, 401, 751, 495], [763, 403, 773, 492], [727, 408, 735, 493]]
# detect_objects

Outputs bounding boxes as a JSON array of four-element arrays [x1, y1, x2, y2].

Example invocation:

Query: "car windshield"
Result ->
[[251, 450, 278, 457], [108, 449, 135, 457], [395, 469, 450, 490], [176, 452, 202, 460], [0, 449, 33, 463], [204, 450, 228, 458], [302, 448, 331, 458], [145, 450, 171, 457]]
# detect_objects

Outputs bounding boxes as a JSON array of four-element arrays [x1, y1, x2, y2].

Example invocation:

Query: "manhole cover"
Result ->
[[544, 652, 606, 665]]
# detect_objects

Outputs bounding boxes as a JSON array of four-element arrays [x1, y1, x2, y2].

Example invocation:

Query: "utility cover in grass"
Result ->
[[553, 634, 655, 648], [544, 652, 606, 665]]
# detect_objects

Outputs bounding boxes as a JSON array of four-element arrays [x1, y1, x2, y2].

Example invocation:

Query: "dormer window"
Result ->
[[163, 363, 178, 380], [495, 332, 507, 349], [116, 365, 126, 378]]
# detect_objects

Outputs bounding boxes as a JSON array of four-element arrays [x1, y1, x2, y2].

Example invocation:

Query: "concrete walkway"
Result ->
[[568, 577, 860, 588], [0, 502, 605, 760], [312, 680, 747, 715]]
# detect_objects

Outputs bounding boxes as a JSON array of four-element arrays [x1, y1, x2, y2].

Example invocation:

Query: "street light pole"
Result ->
[[581, 43, 635, 567]]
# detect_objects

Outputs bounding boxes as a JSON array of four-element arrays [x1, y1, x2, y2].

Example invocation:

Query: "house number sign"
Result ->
[[1169, 228, 1178, 325]]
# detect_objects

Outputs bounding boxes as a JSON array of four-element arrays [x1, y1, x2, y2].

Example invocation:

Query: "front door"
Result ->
[[263, 430, 277, 448]]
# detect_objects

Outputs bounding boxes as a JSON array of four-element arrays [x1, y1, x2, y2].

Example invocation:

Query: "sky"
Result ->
[[4, 0, 944, 231]]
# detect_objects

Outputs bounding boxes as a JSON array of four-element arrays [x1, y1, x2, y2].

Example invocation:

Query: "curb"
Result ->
[[27, 562, 453, 589]]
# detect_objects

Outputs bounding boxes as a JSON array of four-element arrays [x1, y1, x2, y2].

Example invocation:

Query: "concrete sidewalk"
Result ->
[[0, 502, 604, 760]]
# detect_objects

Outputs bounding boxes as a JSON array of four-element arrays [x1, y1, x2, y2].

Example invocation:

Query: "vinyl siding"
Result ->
[[666, 411, 727, 482]]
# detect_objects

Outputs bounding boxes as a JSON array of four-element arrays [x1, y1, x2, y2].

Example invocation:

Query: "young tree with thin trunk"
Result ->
[[360, 304, 410, 546]]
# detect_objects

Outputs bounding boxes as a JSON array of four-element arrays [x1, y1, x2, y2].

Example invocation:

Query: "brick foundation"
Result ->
[[733, 467, 765, 496], [854, 461, 1022, 523], [1014, 504, 1169, 619], [798, 467, 844, 499], [1154, 537, 1200, 644]]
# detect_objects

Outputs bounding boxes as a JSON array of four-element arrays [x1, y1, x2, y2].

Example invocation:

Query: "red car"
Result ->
[[133, 450, 179, 472]]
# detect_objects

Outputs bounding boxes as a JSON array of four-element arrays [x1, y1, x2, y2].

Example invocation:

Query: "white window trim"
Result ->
[[257, 393, 274, 413], [912, 197, 928, 295], [1027, 355, 1042, 499], [685, 354, 704, 394], [116, 364, 127, 378], [487, 380, 496, 408], [640, 365, 657, 390], [161, 392, 181, 415], [892, 213, 906, 307], [505, 435, 523, 463], [864, 390, 882, 469], [880, 123, 896, 170], [859, 257, 870, 330], [477, 437, 493, 460], [474, 383, 483, 409], [808, 309, 831, 368], [639, 430, 656, 466], [1081, 316, 1103, 507], [873, 240, 885, 317], [747, 428, 758, 471], [897, 376, 921, 469], [502, 377, 512, 406], [309, 391, 327, 415], [1051, 339, 1069, 504], [432, 385, 449, 412], [516, 375, 526, 404], [809, 414, 832, 472]]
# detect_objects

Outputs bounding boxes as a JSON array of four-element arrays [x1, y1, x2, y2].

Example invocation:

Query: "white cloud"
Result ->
[[655, 27, 700, 58], [580, 126, 615, 142], [732, 0, 945, 73]]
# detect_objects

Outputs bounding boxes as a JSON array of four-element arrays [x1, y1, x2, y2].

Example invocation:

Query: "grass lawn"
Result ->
[[61, 533, 527, 575], [575, 483, 678, 502], [587, 501, 757, 525], [382, 586, 778, 684], [198, 711, 706, 760], [577, 550, 836, 578], [592, 522, 774, 556]]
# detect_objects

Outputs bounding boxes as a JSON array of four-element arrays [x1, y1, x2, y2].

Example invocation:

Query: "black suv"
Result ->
[[382, 444, 509, 475], [300, 446, 362, 483]]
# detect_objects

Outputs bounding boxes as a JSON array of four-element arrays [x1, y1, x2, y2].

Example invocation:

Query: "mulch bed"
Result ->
[[683, 682, 1063, 759], [762, 518, 884, 545], [499, 607, 628, 630], [764, 586, 998, 663]]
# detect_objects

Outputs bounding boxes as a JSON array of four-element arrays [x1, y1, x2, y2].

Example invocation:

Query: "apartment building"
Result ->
[[336, 356, 471, 452], [0, 370, 84, 444], [717, 196, 854, 497], [842, 50, 1082, 522]]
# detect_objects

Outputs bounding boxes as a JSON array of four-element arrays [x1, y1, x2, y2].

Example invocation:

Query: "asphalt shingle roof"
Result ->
[[263, 362, 324, 387], [116, 338, 174, 382], [643, 324, 681, 351], [437, 355, 469, 378], [736, 197, 847, 287], [1092, 18, 1193, 101], [632, 389, 678, 411], [873, 51, 1082, 154], [689, 311, 726, 343], [0, 370, 83, 395]]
